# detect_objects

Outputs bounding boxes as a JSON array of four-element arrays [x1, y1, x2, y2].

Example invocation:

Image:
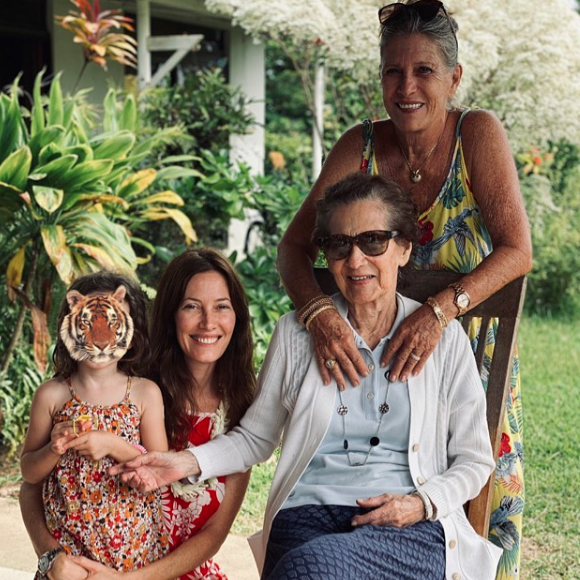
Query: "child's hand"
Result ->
[[50, 421, 79, 455], [64, 431, 116, 461]]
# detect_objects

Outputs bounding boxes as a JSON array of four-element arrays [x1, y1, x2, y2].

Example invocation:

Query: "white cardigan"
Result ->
[[193, 294, 503, 580]]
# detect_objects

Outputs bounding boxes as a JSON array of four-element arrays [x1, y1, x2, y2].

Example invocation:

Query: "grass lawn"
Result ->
[[234, 315, 580, 580]]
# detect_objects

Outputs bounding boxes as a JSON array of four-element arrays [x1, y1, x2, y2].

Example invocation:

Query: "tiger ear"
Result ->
[[113, 285, 127, 303], [66, 290, 84, 309]]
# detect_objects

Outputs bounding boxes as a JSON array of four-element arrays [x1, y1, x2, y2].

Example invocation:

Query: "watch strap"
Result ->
[[448, 282, 471, 316]]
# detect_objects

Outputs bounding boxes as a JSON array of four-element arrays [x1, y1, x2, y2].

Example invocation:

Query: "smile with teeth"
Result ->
[[192, 336, 220, 344], [398, 103, 422, 110], [349, 275, 374, 281]]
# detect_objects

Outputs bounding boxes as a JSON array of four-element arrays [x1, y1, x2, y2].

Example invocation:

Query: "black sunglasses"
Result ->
[[378, 1, 457, 52], [317, 230, 399, 261]]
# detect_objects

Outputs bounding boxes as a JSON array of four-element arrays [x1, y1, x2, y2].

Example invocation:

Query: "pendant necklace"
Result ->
[[397, 114, 448, 183], [337, 370, 392, 467]]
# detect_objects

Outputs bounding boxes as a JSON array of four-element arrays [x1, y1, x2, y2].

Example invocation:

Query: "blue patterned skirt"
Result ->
[[262, 504, 445, 580]]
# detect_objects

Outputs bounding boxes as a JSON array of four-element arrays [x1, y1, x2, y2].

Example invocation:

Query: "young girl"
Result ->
[[21, 271, 168, 573]]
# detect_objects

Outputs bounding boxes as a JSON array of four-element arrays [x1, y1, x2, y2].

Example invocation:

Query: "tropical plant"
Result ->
[[0, 71, 197, 382], [56, 0, 137, 90]]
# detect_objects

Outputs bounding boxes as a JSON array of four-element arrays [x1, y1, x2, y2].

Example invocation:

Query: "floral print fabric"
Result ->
[[365, 109, 524, 579], [43, 378, 167, 571], [161, 404, 228, 580]]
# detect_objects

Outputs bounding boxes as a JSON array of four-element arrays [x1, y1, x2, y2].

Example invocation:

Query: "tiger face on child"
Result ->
[[60, 285, 134, 364]]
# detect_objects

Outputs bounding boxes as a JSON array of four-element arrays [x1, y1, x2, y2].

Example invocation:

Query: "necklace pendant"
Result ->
[[411, 170, 422, 183], [379, 402, 390, 414], [337, 405, 348, 416]]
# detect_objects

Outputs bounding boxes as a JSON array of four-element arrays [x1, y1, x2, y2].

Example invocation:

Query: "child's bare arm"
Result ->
[[21, 381, 69, 484], [137, 379, 169, 452]]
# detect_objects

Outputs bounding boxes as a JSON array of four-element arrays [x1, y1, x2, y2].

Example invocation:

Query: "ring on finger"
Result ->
[[325, 358, 337, 370], [409, 352, 421, 362]]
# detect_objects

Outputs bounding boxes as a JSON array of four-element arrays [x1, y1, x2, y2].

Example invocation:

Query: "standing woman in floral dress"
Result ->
[[276, 2, 532, 579]]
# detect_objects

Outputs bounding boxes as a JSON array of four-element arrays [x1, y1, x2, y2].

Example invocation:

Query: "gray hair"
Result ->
[[312, 172, 420, 245], [380, 2, 459, 70]]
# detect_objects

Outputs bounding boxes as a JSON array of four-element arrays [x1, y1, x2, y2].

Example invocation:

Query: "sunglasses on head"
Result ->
[[317, 230, 399, 261], [378, 1, 457, 51]]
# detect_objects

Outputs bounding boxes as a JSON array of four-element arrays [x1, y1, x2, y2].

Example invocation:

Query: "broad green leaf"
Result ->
[[141, 207, 197, 242], [93, 131, 135, 160], [31, 128, 66, 165], [47, 74, 64, 126], [70, 243, 119, 270], [117, 168, 156, 198], [58, 159, 114, 191], [155, 165, 203, 181], [6, 246, 26, 301], [0, 147, 32, 191], [41, 224, 75, 285], [63, 193, 129, 212], [0, 86, 25, 165], [34, 155, 78, 186], [119, 95, 137, 131], [31, 70, 46, 136], [63, 100, 75, 131], [62, 144, 93, 164], [138, 190, 184, 206], [32, 185, 64, 214], [103, 89, 117, 133], [159, 154, 200, 165]]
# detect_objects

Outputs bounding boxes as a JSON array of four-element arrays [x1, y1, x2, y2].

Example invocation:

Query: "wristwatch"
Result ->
[[448, 283, 471, 316], [37, 547, 64, 579]]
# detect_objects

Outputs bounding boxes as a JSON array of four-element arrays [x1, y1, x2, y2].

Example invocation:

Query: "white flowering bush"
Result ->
[[206, 0, 580, 152]]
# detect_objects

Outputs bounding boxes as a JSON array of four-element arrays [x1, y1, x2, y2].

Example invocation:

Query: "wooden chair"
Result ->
[[313, 267, 527, 538]]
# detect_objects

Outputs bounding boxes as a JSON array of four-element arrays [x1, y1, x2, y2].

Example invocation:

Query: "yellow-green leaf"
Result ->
[[0, 146, 31, 191], [142, 207, 197, 242], [117, 168, 157, 198], [71, 243, 118, 270], [138, 190, 184, 206], [93, 131, 135, 160], [6, 246, 26, 302], [33, 185, 64, 213], [41, 225, 75, 285]]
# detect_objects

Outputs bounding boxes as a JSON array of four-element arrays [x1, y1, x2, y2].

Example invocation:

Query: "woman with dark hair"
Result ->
[[20, 250, 257, 580], [112, 173, 502, 580], [276, 3, 531, 577]]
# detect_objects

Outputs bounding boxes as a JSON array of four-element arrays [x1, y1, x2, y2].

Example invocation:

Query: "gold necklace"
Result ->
[[397, 116, 447, 183]]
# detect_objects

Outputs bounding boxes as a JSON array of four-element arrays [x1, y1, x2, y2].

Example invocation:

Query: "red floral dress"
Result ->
[[43, 377, 168, 570], [161, 404, 228, 580]]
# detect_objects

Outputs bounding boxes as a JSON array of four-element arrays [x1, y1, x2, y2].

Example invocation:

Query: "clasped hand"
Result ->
[[353, 492, 425, 528], [312, 305, 442, 389]]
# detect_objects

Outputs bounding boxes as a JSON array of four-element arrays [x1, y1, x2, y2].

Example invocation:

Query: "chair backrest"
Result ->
[[313, 267, 527, 538]]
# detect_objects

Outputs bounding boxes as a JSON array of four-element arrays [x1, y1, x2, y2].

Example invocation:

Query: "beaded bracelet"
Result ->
[[297, 295, 334, 325], [304, 304, 338, 331], [425, 297, 449, 329]]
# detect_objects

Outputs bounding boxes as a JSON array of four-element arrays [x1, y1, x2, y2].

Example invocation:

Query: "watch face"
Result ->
[[457, 293, 470, 308], [38, 554, 50, 574]]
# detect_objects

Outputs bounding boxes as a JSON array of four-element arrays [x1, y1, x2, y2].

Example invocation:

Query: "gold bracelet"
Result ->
[[304, 304, 337, 331], [297, 296, 334, 325], [425, 297, 448, 329]]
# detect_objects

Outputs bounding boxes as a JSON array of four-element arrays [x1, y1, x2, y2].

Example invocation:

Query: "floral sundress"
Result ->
[[43, 377, 168, 570], [363, 109, 524, 580], [161, 402, 229, 580]]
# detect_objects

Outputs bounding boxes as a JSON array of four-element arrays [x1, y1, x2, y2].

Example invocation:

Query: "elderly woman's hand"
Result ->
[[309, 308, 369, 390], [352, 493, 426, 528], [381, 304, 443, 382], [68, 556, 123, 578]]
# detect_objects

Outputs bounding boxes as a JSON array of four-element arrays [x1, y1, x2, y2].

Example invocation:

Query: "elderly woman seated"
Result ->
[[113, 172, 503, 580]]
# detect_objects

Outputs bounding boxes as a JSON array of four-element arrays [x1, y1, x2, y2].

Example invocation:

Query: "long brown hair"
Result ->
[[150, 248, 256, 450], [53, 271, 151, 379]]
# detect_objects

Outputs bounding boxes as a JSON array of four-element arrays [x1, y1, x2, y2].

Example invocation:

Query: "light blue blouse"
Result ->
[[284, 294, 415, 509]]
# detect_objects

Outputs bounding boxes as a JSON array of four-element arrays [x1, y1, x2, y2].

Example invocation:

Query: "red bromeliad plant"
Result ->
[[56, 0, 137, 89]]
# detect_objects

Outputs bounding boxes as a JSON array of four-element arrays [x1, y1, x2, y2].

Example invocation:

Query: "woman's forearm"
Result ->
[[19, 481, 58, 556]]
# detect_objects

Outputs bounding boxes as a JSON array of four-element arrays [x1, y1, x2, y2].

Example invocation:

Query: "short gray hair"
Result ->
[[380, 1, 459, 70]]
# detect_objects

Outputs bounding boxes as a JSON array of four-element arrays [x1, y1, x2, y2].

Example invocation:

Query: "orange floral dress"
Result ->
[[161, 404, 228, 579], [43, 377, 167, 570]]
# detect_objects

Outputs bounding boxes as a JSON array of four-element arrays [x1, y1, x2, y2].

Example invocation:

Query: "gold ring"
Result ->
[[409, 352, 421, 362], [325, 359, 337, 370]]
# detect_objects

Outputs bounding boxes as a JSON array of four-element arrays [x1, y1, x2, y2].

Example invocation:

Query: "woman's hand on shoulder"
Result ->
[[309, 307, 369, 390], [352, 492, 425, 528], [381, 304, 443, 382]]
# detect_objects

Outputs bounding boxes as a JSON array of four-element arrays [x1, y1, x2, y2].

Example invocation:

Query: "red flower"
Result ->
[[418, 218, 434, 245], [499, 432, 511, 456]]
